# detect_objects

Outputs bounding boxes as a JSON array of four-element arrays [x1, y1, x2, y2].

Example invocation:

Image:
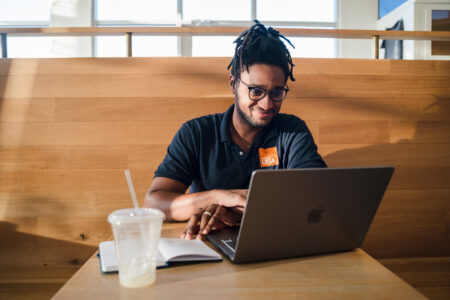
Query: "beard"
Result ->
[[234, 93, 275, 129]]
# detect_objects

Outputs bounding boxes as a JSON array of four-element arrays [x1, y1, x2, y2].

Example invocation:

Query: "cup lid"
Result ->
[[108, 208, 165, 224]]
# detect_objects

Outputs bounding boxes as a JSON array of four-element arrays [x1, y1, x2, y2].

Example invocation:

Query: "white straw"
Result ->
[[124, 169, 139, 209]]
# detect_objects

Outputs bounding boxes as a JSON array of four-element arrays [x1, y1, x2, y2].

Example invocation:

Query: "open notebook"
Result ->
[[99, 238, 222, 273]]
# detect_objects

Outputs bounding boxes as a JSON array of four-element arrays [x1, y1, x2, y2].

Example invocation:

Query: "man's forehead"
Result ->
[[240, 64, 286, 85]]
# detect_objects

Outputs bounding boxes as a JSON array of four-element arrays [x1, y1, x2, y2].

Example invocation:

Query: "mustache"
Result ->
[[253, 107, 276, 113]]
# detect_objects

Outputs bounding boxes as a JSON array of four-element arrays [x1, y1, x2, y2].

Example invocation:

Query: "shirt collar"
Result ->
[[219, 104, 234, 142]]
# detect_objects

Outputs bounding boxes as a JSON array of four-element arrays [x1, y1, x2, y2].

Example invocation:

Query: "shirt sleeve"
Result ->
[[154, 122, 199, 187], [284, 119, 327, 169]]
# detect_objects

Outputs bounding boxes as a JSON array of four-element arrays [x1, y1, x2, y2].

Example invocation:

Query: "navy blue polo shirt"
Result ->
[[155, 104, 326, 193]]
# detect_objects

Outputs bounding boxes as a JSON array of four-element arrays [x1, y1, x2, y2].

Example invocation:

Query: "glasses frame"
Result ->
[[237, 78, 289, 102]]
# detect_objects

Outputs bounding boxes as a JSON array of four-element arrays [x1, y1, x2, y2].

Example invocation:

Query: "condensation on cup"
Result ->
[[108, 208, 165, 288]]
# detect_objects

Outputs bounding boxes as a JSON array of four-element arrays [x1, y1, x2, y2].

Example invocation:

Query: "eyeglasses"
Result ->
[[237, 79, 289, 102]]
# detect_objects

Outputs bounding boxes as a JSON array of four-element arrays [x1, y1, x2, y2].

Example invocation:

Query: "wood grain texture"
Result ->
[[3, 74, 449, 99], [284, 98, 450, 121], [319, 121, 391, 144], [51, 223, 427, 300], [0, 98, 54, 122], [0, 121, 181, 145], [380, 257, 450, 300], [53, 97, 234, 122], [1, 26, 449, 41], [0, 57, 449, 300]]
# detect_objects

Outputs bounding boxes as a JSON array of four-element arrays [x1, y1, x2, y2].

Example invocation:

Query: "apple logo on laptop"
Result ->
[[307, 206, 324, 223]]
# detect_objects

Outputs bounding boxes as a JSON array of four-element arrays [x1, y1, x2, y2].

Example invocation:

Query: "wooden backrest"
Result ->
[[0, 58, 449, 282]]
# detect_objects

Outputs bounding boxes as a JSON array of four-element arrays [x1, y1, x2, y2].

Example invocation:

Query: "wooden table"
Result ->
[[52, 223, 426, 299]]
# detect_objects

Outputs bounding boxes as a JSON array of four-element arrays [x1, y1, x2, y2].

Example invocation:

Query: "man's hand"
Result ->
[[218, 189, 248, 213], [145, 177, 248, 221], [181, 204, 242, 240]]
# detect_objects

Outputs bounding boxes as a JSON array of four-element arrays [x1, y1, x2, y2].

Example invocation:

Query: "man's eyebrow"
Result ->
[[247, 83, 285, 89]]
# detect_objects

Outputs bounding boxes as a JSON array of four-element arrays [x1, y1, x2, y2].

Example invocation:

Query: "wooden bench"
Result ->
[[0, 57, 449, 299]]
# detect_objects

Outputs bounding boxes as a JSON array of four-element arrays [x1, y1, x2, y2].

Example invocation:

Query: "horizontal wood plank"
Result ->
[[389, 60, 450, 77], [321, 143, 450, 166], [284, 98, 450, 122], [0, 57, 231, 75], [2, 74, 449, 99], [1, 192, 133, 218], [390, 121, 450, 144], [53, 97, 234, 122], [1, 58, 448, 76], [0, 98, 54, 122], [364, 211, 449, 257], [0, 146, 128, 170], [0, 122, 181, 146], [319, 121, 390, 144], [380, 257, 450, 300], [385, 166, 450, 190], [2, 26, 450, 41]]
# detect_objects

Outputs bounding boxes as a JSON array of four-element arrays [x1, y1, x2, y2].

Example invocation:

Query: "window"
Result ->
[[2, 0, 337, 58], [0, 0, 50, 24], [0, 0, 52, 58], [192, 36, 236, 57], [96, 0, 177, 24], [258, 0, 335, 22], [183, 0, 251, 21], [96, 0, 336, 57]]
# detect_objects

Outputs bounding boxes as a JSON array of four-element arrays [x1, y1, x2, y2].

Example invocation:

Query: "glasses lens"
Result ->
[[249, 87, 265, 100], [269, 89, 285, 101]]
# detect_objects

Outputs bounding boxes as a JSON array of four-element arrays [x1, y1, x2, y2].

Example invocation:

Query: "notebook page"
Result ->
[[158, 238, 222, 262], [99, 241, 166, 272]]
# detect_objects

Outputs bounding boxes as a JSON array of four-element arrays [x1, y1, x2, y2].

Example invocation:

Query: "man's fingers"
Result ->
[[211, 220, 226, 231], [184, 213, 200, 240], [203, 206, 225, 235], [222, 209, 242, 226], [231, 206, 245, 214], [199, 204, 217, 234]]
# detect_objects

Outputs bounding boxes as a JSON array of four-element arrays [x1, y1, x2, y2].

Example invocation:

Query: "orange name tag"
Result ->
[[259, 147, 279, 168]]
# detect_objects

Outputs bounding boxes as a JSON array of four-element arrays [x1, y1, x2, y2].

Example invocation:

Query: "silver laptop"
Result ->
[[207, 167, 394, 263]]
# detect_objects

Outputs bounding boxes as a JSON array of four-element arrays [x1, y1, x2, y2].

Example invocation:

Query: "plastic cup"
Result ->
[[108, 208, 165, 288]]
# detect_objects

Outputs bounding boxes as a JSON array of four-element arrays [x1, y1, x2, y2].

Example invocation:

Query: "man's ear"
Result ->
[[229, 75, 236, 93]]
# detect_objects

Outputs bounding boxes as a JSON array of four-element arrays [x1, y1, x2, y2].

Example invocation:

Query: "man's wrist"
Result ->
[[209, 189, 223, 207]]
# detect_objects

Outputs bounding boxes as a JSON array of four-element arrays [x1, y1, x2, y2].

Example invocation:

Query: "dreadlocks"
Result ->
[[228, 20, 295, 82]]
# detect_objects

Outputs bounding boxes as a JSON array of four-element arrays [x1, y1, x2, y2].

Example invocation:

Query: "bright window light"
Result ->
[[183, 0, 250, 21], [8, 37, 92, 58], [0, 0, 50, 23], [257, 0, 335, 22], [133, 36, 178, 57], [288, 37, 335, 58], [192, 36, 236, 57], [96, 36, 127, 57], [96, 0, 177, 23]]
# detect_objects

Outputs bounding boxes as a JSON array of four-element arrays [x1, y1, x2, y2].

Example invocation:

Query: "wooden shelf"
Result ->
[[0, 27, 449, 41]]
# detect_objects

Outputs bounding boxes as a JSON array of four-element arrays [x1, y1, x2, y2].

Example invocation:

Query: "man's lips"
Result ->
[[254, 109, 274, 118]]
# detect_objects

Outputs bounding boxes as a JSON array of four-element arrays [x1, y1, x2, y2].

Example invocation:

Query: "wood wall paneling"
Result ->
[[0, 57, 449, 299]]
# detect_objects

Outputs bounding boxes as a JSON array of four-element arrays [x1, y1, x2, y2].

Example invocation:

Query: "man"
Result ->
[[144, 21, 326, 240]]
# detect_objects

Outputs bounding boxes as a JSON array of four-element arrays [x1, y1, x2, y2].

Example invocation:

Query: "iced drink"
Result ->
[[108, 208, 164, 288]]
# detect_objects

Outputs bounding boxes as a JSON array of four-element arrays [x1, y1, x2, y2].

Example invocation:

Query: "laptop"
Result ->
[[207, 167, 394, 263]]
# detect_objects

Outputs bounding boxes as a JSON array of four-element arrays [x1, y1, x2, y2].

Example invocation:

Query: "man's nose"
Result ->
[[258, 94, 275, 110]]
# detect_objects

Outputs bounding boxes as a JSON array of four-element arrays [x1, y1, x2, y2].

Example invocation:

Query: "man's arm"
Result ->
[[284, 118, 327, 168], [144, 177, 247, 221]]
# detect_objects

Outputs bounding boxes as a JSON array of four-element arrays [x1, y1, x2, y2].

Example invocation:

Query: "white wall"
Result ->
[[377, 0, 450, 60], [377, 0, 415, 59], [337, 0, 379, 59]]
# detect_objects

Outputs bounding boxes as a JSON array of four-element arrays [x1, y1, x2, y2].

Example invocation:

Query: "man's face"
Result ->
[[232, 64, 286, 128]]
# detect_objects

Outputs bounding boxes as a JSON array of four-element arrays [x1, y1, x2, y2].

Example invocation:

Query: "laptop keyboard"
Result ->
[[221, 238, 237, 252]]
